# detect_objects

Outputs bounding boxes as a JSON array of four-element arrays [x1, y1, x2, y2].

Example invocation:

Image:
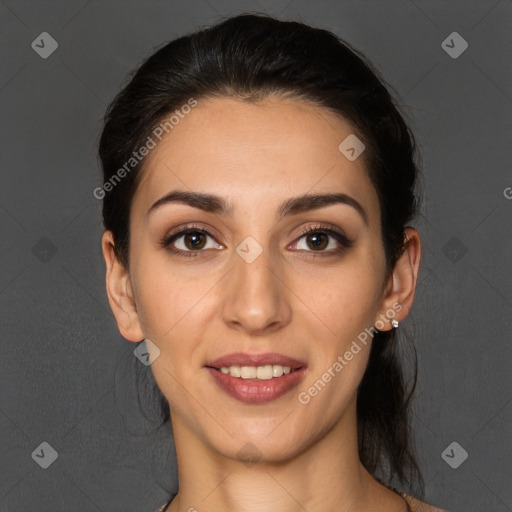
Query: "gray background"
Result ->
[[1, 1, 511, 511]]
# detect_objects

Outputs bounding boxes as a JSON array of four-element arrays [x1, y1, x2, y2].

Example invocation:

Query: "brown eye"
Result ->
[[305, 232, 328, 251], [182, 231, 207, 250], [293, 225, 354, 255], [161, 226, 223, 258]]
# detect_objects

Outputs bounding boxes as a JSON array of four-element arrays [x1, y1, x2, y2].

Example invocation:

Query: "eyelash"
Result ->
[[161, 223, 354, 259]]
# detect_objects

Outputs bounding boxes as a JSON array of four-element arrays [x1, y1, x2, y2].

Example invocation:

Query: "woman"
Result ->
[[98, 13, 446, 512]]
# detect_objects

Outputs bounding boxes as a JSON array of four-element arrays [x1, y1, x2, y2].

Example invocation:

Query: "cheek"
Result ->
[[293, 255, 382, 399], [132, 264, 214, 407], [296, 260, 383, 340], [132, 251, 217, 340]]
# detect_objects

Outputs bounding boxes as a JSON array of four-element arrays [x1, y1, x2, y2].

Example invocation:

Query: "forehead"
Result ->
[[132, 96, 379, 224]]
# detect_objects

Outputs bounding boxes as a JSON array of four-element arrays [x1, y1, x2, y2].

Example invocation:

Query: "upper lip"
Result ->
[[206, 352, 307, 369]]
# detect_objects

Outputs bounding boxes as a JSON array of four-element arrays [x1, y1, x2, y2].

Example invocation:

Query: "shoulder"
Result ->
[[401, 492, 448, 512], [382, 479, 447, 512]]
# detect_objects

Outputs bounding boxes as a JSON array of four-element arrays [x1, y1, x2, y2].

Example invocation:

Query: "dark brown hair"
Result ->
[[98, 12, 423, 492]]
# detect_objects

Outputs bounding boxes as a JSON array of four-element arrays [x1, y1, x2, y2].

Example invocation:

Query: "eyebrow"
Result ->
[[147, 189, 368, 225]]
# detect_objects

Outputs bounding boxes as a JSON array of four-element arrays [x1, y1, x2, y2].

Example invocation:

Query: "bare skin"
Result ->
[[102, 96, 421, 512]]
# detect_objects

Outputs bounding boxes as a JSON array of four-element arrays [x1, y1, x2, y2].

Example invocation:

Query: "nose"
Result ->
[[221, 242, 292, 336]]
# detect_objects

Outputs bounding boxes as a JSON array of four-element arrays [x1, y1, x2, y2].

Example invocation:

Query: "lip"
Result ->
[[206, 352, 307, 370], [205, 352, 308, 404], [207, 367, 308, 403]]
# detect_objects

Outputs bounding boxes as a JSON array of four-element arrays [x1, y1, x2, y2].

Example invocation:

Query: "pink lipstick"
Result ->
[[205, 352, 307, 404]]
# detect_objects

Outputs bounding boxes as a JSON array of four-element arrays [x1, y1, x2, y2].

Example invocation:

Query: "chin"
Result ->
[[208, 420, 309, 464]]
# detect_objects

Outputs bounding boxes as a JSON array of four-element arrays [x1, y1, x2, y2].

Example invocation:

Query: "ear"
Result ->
[[101, 230, 144, 342], [375, 228, 421, 331]]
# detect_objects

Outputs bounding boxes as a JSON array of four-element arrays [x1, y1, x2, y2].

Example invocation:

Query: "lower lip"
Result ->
[[207, 367, 307, 403]]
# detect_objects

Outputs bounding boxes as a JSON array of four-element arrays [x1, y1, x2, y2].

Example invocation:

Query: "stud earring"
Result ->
[[391, 319, 399, 328]]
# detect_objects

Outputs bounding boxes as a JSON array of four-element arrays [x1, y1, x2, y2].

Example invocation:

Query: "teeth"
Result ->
[[273, 365, 284, 378], [229, 366, 241, 378], [219, 364, 294, 379], [257, 365, 273, 379], [240, 366, 257, 379]]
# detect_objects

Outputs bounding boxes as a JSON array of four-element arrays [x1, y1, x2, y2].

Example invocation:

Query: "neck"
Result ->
[[166, 401, 390, 512]]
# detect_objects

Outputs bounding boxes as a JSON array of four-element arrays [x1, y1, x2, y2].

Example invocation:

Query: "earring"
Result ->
[[391, 319, 399, 328]]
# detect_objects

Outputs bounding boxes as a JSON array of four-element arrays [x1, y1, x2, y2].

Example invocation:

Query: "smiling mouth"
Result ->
[[208, 364, 304, 380], [206, 364, 308, 404]]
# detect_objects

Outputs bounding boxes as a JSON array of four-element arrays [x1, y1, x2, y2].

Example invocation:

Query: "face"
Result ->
[[103, 96, 417, 463]]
